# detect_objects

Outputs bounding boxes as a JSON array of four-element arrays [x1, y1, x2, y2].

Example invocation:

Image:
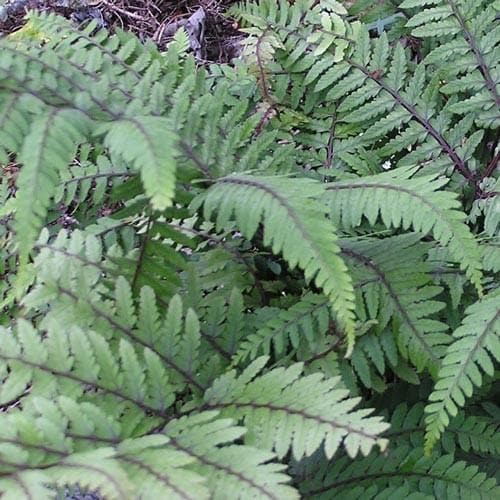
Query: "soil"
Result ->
[[0, 0, 242, 62]]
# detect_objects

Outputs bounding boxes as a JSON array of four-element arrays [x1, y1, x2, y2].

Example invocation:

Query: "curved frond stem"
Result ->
[[63, 171, 134, 185], [211, 175, 356, 344], [35, 243, 111, 276], [57, 286, 206, 391], [203, 400, 384, 444], [0, 351, 170, 419], [346, 59, 475, 183], [446, 0, 500, 107], [167, 437, 282, 500], [340, 246, 439, 368]]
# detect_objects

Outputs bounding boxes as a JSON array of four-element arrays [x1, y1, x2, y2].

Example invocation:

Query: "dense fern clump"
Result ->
[[0, 0, 498, 498]]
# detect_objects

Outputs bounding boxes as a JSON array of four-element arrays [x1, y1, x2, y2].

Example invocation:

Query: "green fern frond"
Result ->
[[401, 0, 500, 128], [22, 268, 204, 391], [0, 397, 216, 499], [299, 444, 500, 499], [340, 234, 449, 375], [55, 154, 131, 208], [14, 108, 91, 266], [204, 356, 389, 459], [0, 397, 209, 500], [0, 319, 175, 420], [230, 3, 488, 187], [482, 242, 500, 273], [194, 174, 357, 351], [99, 116, 178, 211], [233, 293, 331, 364], [325, 165, 483, 294], [0, 93, 32, 156], [386, 402, 500, 457], [164, 412, 299, 499], [425, 290, 500, 452]]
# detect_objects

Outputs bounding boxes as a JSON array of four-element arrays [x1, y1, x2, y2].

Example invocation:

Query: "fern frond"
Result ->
[[230, 4, 488, 187], [164, 412, 299, 499], [299, 444, 500, 499], [0, 93, 32, 157], [482, 241, 500, 273], [386, 402, 500, 457], [56, 154, 131, 208], [233, 293, 331, 364], [204, 356, 389, 459], [0, 319, 175, 421], [14, 108, 90, 267], [325, 165, 483, 293], [401, 0, 500, 128], [22, 267, 205, 391], [99, 116, 178, 211], [340, 234, 449, 375], [194, 174, 357, 351], [0, 397, 209, 500], [425, 290, 500, 452]]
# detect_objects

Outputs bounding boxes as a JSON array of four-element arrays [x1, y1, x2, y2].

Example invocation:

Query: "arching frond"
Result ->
[[425, 290, 500, 452], [99, 116, 178, 211], [14, 108, 91, 268], [195, 174, 357, 351], [204, 357, 389, 459], [325, 166, 483, 293], [299, 445, 500, 499], [340, 234, 450, 375], [164, 412, 299, 500]]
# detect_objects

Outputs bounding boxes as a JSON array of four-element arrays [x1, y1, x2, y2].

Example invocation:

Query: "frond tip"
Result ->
[[325, 165, 484, 295], [193, 174, 357, 352], [99, 116, 178, 211], [204, 357, 389, 460], [424, 290, 500, 453]]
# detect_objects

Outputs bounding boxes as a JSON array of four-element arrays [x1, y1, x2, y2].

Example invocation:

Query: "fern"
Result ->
[[0, 2, 498, 498], [14, 108, 90, 268], [233, 293, 331, 363], [164, 412, 299, 500], [341, 234, 450, 377], [204, 356, 389, 459], [99, 116, 178, 211], [325, 165, 484, 293], [386, 402, 500, 457], [299, 444, 500, 498], [195, 174, 357, 351], [425, 290, 500, 452], [401, 0, 500, 128]]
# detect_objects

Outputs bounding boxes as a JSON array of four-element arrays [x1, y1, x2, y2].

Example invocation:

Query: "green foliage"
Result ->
[[0, 0, 498, 498], [196, 174, 356, 350], [326, 165, 484, 292], [425, 290, 500, 452]]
